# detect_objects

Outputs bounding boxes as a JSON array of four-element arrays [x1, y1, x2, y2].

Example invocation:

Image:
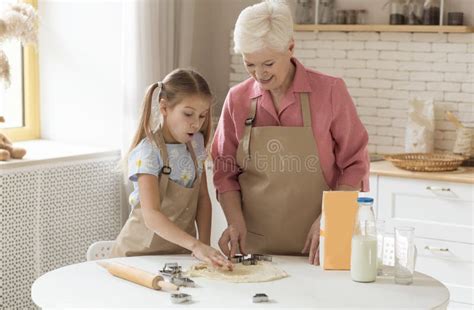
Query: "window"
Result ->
[[0, 0, 39, 141]]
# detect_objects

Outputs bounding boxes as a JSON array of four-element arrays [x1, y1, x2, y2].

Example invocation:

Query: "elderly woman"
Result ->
[[211, 0, 369, 265]]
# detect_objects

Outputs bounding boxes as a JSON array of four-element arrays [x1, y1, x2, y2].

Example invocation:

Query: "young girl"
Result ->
[[111, 69, 232, 270]]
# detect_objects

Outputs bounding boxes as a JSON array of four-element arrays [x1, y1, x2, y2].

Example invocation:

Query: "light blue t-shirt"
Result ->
[[127, 132, 207, 208]]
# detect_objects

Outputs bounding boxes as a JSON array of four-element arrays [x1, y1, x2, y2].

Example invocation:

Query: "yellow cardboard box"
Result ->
[[319, 191, 359, 270]]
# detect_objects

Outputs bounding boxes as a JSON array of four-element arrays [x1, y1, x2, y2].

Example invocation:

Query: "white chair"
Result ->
[[86, 240, 116, 261]]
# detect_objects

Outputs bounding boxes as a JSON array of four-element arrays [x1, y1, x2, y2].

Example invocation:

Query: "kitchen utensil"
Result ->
[[447, 12, 463, 25], [242, 258, 257, 265], [346, 10, 357, 24], [422, 0, 440, 25], [386, 0, 406, 25], [170, 276, 195, 288], [231, 254, 272, 264], [319, 0, 334, 24], [230, 254, 244, 263], [171, 293, 192, 304], [97, 261, 179, 291], [253, 293, 269, 303], [336, 10, 347, 24], [384, 153, 465, 172], [160, 262, 182, 277], [407, 0, 423, 24], [250, 254, 272, 262], [446, 111, 464, 129], [356, 10, 367, 24], [295, 0, 315, 24]]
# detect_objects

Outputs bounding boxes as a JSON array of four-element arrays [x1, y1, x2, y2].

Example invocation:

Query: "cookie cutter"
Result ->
[[171, 293, 192, 304], [170, 276, 195, 288], [252, 254, 272, 262], [252, 293, 269, 303], [230, 254, 244, 263], [242, 258, 257, 265], [160, 262, 182, 277]]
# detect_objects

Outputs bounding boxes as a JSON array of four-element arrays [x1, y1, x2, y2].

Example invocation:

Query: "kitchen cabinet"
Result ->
[[373, 171, 474, 307]]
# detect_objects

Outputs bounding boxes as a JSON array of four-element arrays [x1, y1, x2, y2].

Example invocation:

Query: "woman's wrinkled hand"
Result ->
[[218, 224, 247, 258], [301, 214, 322, 265]]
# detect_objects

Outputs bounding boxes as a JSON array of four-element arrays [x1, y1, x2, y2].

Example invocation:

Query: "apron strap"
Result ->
[[242, 98, 257, 158], [300, 93, 311, 128], [152, 127, 171, 200], [185, 140, 201, 186]]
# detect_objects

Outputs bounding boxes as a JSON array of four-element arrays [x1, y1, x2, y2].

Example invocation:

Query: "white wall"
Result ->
[[191, 0, 259, 117], [39, 0, 123, 149]]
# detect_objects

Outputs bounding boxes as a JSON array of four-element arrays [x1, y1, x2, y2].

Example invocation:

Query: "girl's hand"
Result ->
[[192, 242, 233, 271]]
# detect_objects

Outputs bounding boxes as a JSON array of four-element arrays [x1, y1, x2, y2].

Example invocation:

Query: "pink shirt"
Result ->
[[211, 58, 370, 194]]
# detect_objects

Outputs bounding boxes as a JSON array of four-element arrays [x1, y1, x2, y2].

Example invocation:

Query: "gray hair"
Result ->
[[233, 0, 294, 54]]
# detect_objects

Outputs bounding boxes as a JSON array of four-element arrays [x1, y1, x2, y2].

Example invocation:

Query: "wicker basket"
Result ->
[[383, 153, 466, 172]]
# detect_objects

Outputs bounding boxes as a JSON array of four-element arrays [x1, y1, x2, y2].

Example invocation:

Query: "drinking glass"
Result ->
[[376, 219, 386, 276], [394, 226, 416, 285]]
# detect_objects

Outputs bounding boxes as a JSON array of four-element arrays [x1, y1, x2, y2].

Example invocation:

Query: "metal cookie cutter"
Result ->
[[171, 276, 195, 288], [252, 254, 272, 262], [171, 293, 192, 304], [230, 254, 244, 264], [242, 257, 257, 265], [252, 293, 269, 303], [160, 262, 182, 277]]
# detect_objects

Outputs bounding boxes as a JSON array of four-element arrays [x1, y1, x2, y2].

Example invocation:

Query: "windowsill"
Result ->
[[0, 139, 121, 170]]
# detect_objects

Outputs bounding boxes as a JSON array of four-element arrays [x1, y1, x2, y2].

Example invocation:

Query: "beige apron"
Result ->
[[236, 93, 330, 255], [111, 129, 200, 257]]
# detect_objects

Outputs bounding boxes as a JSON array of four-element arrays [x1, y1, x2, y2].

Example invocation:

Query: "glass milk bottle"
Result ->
[[351, 197, 377, 283]]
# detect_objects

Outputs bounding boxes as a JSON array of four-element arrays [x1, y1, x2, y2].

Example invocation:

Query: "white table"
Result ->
[[32, 255, 450, 308]]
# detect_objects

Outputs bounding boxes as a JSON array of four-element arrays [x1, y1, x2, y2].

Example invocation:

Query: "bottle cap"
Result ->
[[357, 197, 374, 203]]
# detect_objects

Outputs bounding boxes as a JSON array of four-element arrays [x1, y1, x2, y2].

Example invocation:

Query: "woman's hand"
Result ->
[[218, 224, 247, 258], [192, 242, 233, 271], [301, 214, 322, 265]]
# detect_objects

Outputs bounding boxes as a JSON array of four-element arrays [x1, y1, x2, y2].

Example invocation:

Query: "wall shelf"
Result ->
[[294, 24, 474, 33]]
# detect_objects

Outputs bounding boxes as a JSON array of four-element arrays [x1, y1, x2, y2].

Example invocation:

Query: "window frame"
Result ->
[[2, 0, 40, 141]]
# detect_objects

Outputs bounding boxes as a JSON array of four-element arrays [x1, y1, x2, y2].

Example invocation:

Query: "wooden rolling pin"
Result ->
[[97, 261, 179, 292]]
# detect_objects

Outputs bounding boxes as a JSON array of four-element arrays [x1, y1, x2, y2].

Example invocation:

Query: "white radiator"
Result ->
[[0, 147, 123, 308]]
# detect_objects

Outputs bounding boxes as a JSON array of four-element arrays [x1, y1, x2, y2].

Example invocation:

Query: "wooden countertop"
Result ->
[[370, 160, 474, 184]]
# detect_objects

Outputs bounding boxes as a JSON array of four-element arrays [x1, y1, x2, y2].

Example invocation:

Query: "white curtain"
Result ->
[[120, 0, 195, 221]]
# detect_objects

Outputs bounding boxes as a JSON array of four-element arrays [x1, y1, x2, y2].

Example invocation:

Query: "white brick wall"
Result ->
[[228, 31, 474, 155]]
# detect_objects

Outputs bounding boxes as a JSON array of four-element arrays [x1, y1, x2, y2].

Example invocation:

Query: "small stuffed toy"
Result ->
[[0, 2, 38, 87], [0, 132, 26, 161]]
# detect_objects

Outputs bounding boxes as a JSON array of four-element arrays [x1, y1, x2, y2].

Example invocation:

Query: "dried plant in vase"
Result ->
[[0, 1, 38, 88]]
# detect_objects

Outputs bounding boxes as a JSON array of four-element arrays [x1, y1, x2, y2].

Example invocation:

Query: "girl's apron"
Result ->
[[236, 93, 330, 255], [111, 129, 200, 257]]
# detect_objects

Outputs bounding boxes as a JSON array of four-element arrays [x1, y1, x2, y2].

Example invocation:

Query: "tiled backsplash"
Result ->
[[229, 31, 474, 155]]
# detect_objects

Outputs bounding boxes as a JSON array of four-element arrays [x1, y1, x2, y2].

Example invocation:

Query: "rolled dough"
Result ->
[[186, 261, 288, 283]]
